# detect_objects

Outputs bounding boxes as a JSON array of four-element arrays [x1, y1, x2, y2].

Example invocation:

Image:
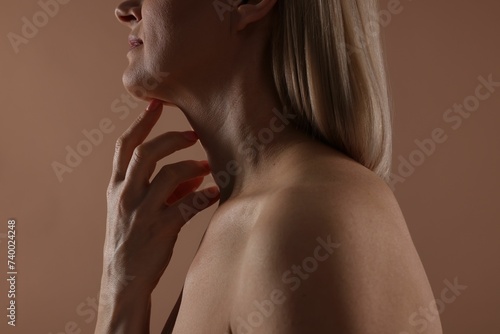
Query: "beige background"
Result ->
[[1, 0, 499, 333]]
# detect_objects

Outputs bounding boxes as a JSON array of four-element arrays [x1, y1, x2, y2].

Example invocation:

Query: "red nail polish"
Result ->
[[146, 99, 162, 112], [183, 131, 199, 141], [200, 160, 211, 170]]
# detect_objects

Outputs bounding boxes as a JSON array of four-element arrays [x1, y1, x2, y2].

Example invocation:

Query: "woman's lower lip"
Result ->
[[129, 43, 143, 51]]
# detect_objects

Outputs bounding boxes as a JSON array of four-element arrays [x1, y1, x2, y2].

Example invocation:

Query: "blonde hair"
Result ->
[[271, 0, 393, 182]]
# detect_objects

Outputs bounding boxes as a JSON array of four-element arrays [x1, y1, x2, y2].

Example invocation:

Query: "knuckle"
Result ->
[[117, 199, 134, 216], [116, 187, 137, 214], [159, 164, 177, 180], [132, 144, 149, 164], [115, 136, 128, 152], [106, 183, 115, 197], [107, 182, 135, 211]]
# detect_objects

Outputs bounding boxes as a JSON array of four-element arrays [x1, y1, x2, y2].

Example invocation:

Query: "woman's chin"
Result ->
[[122, 67, 171, 101], [122, 76, 150, 102]]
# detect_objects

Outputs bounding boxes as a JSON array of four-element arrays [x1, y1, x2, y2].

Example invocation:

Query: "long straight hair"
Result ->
[[271, 0, 393, 182]]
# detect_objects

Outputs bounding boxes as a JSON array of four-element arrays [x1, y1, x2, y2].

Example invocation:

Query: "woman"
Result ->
[[96, 0, 443, 333]]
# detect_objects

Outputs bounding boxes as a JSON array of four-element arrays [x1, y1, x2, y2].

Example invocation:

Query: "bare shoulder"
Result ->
[[229, 151, 443, 333]]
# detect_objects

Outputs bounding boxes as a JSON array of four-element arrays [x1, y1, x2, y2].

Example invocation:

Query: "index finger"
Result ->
[[111, 99, 163, 183]]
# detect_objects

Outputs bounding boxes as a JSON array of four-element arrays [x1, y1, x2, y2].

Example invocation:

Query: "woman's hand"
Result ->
[[96, 99, 219, 333], [102, 99, 220, 295]]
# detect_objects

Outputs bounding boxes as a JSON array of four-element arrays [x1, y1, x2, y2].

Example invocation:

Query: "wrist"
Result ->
[[100, 262, 153, 295], [96, 281, 152, 333]]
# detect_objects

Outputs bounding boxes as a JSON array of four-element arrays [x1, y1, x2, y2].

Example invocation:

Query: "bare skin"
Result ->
[[95, 0, 443, 333], [167, 140, 443, 333]]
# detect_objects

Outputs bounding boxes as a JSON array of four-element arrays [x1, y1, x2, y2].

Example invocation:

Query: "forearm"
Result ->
[[95, 275, 152, 334]]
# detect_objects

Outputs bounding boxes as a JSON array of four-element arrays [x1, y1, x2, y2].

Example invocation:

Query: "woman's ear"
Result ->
[[235, 0, 278, 31]]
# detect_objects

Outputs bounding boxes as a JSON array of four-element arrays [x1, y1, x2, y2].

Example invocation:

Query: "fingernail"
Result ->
[[183, 131, 199, 141], [205, 185, 220, 197], [200, 160, 211, 171], [146, 99, 162, 112]]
